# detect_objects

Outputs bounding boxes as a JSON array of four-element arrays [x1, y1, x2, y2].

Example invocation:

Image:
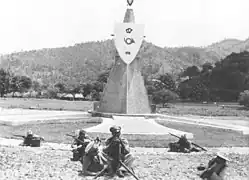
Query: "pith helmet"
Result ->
[[110, 125, 121, 133], [27, 129, 33, 135], [216, 152, 230, 162]]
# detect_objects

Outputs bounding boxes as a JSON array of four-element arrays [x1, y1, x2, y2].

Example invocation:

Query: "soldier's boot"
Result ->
[[190, 147, 200, 152]]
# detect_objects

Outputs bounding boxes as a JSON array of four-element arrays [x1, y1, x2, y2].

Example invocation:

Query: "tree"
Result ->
[[92, 81, 104, 93], [201, 62, 213, 74], [189, 80, 209, 101], [181, 66, 200, 78], [30, 80, 41, 97], [91, 89, 101, 101], [82, 83, 93, 99], [18, 76, 32, 94], [178, 79, 193, 99], [32, 80, 41, 92], [152, 89, 179, 107], [0, 68, 10, 97], [145, 83, 157, 95], [54, 82, 66, 93], [43, 88, 57, 99], [238, 90, 249, 107], [97, 71, 110, 84], [9, 75, 20, 97], [157, 73, 177, 92], [208, 51, 249, 101]]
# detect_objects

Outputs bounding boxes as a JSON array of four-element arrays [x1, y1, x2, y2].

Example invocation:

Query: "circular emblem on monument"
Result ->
[[127, 0, 134, 6]]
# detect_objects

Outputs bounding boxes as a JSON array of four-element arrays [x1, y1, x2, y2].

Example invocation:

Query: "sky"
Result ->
[[0, 0, 249, 54]]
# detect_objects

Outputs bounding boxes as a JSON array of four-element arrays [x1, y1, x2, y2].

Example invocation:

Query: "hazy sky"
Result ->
[[0, 0, 249, 54]]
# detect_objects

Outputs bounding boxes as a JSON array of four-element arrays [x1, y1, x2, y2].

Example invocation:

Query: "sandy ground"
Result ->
[[0, 143, 248, 180]]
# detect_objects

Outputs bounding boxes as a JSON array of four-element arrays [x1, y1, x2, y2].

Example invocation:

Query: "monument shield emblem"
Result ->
[[114, 23, 144, 64]]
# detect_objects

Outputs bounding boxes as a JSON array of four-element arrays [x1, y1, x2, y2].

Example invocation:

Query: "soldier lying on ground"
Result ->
[[102, 125, 135, 178], [168, 134, 200, 153], [71, 129, 92, 162], [81, 137, 113, 176], [197, 153, 229, 180], [19, 130, 44, 147]]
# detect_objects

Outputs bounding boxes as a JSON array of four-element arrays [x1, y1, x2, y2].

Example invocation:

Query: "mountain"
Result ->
[[0, 38, 248, 86], [205, 38, 249, 59]]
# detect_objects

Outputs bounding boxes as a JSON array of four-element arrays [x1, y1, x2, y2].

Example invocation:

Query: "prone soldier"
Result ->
[[17, 129, 44, 147], [168, 134, 202, 153], [197, 153, 229, 180]]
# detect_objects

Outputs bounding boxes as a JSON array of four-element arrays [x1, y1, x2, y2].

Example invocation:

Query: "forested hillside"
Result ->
[[1, 38, 248, 87]]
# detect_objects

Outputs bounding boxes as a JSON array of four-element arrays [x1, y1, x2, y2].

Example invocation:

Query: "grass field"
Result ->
[[0, 98, 93, 111], [1, 98, 249, 117], [159, 102, 249, 117], [1, 118, 248, 148], [1, 98, 249, 148]]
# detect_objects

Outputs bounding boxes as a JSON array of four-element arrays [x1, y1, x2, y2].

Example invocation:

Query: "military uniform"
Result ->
[[82, 138, 113, 176], [199, 153, 229, 180], [71, 129, 92, 161], [169, 135, 200, 153], [103, 126, 135, 177], [21, 130, 44, 147]]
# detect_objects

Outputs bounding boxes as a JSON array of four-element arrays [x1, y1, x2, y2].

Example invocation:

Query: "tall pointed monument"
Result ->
[[97, 0, 151, 114]]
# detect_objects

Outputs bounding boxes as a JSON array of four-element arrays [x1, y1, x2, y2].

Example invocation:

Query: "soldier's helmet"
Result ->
[[181, 134, 187, 139], [110, 125, 121, 134], [216, 152, 230, 162], [27, 129, 33, 136]]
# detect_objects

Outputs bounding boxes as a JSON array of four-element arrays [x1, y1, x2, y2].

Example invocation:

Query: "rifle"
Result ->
[[119, 160, 139, 180], [93, 143, 139, 180], [169, 133, 207, 152], [66, 133, 85, 144], [13, 135, 26, 138], [113, 137, 139, 180]]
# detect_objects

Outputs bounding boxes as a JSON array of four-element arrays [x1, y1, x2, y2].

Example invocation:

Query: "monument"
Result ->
[[87, 0, 193, 139], [96, 0, 151, 114]]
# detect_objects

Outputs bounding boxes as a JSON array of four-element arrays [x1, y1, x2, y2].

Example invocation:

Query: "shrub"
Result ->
[[238, 90, 249, 107], [152, 89, 179, 107]]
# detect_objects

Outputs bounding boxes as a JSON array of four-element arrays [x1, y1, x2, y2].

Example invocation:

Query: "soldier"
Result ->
[[20, 129, 44, 147], [169, 134, 200, 153], [198, 153, 229, 180], [103, 125, 135, 178], [81, 137, 113, 176], [71, 129, 92, 161]]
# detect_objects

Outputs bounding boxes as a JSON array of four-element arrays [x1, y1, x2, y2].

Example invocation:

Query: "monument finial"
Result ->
[[127, 0, 134, 6]]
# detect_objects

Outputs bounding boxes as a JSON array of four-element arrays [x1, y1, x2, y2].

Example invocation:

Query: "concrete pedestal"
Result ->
[[97, 8, 151, 114]]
